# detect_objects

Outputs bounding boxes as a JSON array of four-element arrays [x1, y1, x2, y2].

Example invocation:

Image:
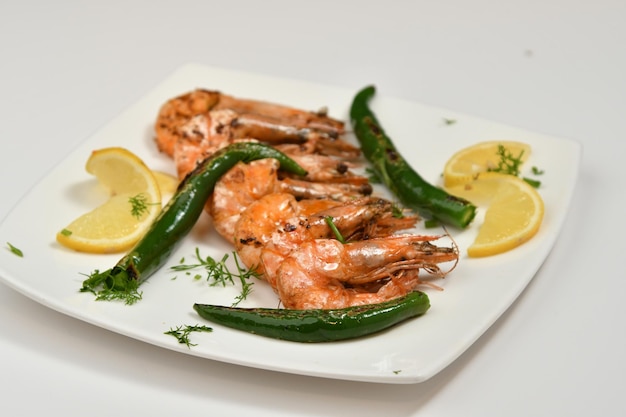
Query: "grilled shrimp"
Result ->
[[275, 235, 458, 309], [155, 89, 220, 157], [155, 88, 346, 155], [208, 157, 372, 240], [152, 89, 463, 312], [155, 89, 360, 178], [155, 89, 372, 241], [233, 193, 418, 287]]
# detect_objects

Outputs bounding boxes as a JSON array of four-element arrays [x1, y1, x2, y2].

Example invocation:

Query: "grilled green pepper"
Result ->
[[350, 85, 477, 229], [81, 142, 307, 304], [193, 291, 430, 343]]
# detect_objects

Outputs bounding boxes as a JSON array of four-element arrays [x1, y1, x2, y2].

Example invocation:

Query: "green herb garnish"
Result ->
[[525, 165, 545, 187], [488, 144, 525, 177], [80, 269, 143, 305], [489, 145, 544, 188], [424, 218, 440, 228], [523, 177, 542, 188], [170, 248, 258, 307], [324, 216, 347, 244], [391, 203, 405, 219], [6, 242, 23, 257], [128, 193, 158, 219], [164, 324, 213, 348]]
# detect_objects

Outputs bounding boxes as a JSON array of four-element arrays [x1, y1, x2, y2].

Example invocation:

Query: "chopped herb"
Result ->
[[6, 242, 23, 257], [391, 203, 405, 219], [424, 218, 440, 228], [532, 166, 545, 175], [488, 144, 525, 177], [128, 193, 158, 219], [164, 324, 213, 348], [60, 229, 72, 237], [524, 166, 545, 188], [523, 177, 542, 188], [324, 216, 346, 244], [80, 269, 143, 305], [442, 118, 457, 126], [487, 145, 544, 188], [170, 248, 258, 307]]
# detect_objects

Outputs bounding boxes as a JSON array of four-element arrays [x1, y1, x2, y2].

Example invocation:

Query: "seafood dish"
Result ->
[[153, 88, 459, 311], [0, 64, 580, 382]]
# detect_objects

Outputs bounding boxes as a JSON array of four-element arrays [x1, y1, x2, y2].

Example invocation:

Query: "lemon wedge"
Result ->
[[443, 141, 531, 187], [56, 147, 163, 253], [152, 169, 179, 200], [447, 173, 544, 257]]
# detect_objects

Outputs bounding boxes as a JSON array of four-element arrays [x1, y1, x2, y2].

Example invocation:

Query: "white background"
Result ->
[[1, 1, 624, 416]]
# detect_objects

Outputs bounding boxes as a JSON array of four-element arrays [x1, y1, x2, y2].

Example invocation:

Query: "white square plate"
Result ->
[[0, 63, 581, 383]]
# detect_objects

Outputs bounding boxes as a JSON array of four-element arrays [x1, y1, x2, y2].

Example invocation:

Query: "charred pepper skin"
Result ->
[[349, 85, 477, 229], [193, 291, 431, 343], [81, 142, 307, 301]]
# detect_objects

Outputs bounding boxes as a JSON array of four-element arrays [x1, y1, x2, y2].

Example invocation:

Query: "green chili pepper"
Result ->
[[81, 142, 307, 304], [193, 291, 430, 343], [350, 85, 477, 229]]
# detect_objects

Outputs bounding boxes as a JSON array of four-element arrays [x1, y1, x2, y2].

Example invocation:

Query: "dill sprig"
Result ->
[[80, 269, 143, 305], [170, 248, 258, 307], [489, 144, 544, 188], [488, 145, 525, 177], [164, 324, 213, 348], [128, 193, 158, 219]]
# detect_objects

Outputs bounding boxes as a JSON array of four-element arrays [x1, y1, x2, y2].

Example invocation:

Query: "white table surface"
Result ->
[[1, 1, 624, 416]]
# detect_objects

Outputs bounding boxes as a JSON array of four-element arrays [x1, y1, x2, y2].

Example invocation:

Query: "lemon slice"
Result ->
[[443, 141, 531, 187], [56, 147, 162, 253], [447, 173, 544, 257], [152, 170, 179, 200]]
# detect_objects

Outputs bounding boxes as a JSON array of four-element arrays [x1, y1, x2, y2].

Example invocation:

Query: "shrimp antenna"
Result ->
[[440, 224, 460, 275]]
